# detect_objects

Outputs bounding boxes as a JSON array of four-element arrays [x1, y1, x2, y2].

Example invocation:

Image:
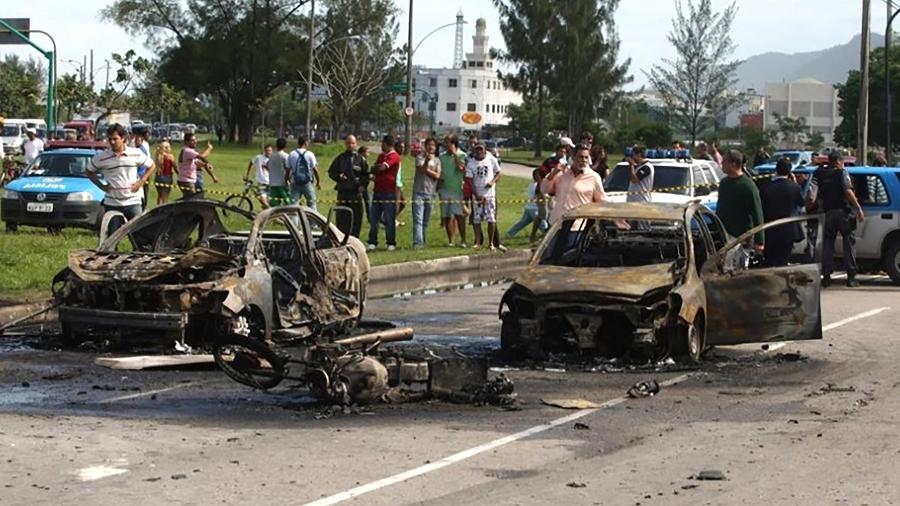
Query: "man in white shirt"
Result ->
[[87, 123, 155, 233], [22, 128, 43, 165], [245, 144, 272, 208], [465, 143, 502, 250]]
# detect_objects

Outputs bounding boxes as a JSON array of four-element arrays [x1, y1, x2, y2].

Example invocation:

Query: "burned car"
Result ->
[[52, 200, 369, 345], [499, 202, 823, 361]]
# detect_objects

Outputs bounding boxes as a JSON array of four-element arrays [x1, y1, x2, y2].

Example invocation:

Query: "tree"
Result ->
[[741, 126, 775, 155], [493, 0, 559, 158], [102, 0, 312, 143], [94, 50, 151, 125], [647, 0, 740, 145], [549, 0, 631, 135], [56, 74, 96, 121], [835, 45, 900, 149], [131, 78, 188, 125], [772, 113, 809, 148], [805, 131, 825, 151], [0, 55, 44, 118]]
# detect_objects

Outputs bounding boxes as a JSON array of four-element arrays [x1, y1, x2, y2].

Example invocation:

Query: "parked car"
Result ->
[[753, 150, 815, 171], [483, 140, 501, 163], [604, 154, 723, 206], [1, 148, 105, 232], [753, 164, 900, 284], [499, 201, 823, 361], [53, 200, 370, 346]]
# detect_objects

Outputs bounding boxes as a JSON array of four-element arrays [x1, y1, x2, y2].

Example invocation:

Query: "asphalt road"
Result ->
[[0, 274, 898, 505]]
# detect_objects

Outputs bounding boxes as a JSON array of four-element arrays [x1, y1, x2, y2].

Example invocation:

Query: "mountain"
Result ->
[[735, 33, 885, 91]]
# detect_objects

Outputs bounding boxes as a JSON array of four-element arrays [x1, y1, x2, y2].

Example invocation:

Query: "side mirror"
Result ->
[[326, 206, 353, 246]]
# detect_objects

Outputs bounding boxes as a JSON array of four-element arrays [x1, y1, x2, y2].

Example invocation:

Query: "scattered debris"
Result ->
[[20, 381, 30, 388], [170, 474, 187, 480], [143, 477, 161, 482], [94, 355, 215, 370], [718, 389, 767, 396], [627, 380, 660, 398], [809, 383, 856, 396], [774, 352, 805, 362], [693, 470, 727, 481], [40, 370, 82, 381], [681, 484, 698, 490], [542, 398, 601, 409], [573, 422, 591, 430], [566, 481, 587, 488]]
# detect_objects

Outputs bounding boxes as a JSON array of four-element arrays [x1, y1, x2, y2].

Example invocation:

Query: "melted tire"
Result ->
[[213, 334, 285, 390]]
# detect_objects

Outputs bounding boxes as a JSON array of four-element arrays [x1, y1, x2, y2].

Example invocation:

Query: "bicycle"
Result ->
[[224, 178, 257, 214]]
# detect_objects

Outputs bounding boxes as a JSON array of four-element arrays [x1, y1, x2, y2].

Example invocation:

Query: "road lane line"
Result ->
[[302, 373, 696, 506], [95, 383, 189, 404], [765, 306, 891, 352]]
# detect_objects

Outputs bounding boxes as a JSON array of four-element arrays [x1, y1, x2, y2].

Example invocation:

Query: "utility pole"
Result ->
[[305, 0, 315, 138], [89, 49, 94, 89], [405, 0, 414, 155], [859, 0, 871, 165]]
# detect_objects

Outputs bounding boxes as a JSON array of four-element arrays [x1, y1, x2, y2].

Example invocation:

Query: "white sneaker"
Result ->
[[459, 243, 468, 248], [367, 244, 376, 251], [387, 245, 396, 251]]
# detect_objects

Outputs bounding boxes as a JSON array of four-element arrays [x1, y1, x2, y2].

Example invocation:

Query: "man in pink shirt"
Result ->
[[541, 144, 606, 224], [177, 132, 214, 197]]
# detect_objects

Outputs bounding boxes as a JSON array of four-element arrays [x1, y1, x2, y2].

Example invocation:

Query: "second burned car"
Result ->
[[52, 200, 369, 346], [499, 202, 824, 361]]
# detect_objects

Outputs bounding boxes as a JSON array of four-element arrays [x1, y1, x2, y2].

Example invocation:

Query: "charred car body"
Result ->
[[52, 200, 369, 346], [500, 202, 823, 361]]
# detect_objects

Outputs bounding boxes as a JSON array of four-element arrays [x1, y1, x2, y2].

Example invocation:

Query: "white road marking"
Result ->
[[302, 373, 695, 506], [765, 306, 891, 352], [95, 384, 189, 404], [77, 465, 129, 481]]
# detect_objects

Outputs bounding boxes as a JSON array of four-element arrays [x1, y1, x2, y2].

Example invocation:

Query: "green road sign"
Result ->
[[389, 82, 408, 93], [0, 18, 29, 45]]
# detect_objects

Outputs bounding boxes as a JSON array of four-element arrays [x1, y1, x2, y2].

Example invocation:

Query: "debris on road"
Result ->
[[573, 422, 591, 430], [566, 481, 587, 488], [692, 470, 727, 481], [541, 398, 600, 409], [94, 355, 215, 370], [774, 352, 805, 362], [627, 379, 660, 398]]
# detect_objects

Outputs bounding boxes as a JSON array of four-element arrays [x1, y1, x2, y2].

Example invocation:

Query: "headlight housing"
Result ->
[[66, 191, 94, 202], [2, 189, 19, 199]]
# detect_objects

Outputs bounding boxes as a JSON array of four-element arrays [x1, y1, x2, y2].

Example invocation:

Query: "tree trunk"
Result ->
[[237, 106, 253, 144], [534, 79, 544, 159]]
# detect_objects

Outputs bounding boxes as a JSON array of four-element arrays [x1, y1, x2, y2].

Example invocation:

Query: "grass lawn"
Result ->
[[501, 148, 546, 168], [0, 138, 535, 302]]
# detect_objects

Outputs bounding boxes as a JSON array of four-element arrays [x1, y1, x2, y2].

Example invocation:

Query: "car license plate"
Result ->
[[26, 202, 54, 213]]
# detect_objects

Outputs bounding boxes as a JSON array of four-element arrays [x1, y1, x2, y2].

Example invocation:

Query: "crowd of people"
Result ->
[[79, 122, 867, 284]]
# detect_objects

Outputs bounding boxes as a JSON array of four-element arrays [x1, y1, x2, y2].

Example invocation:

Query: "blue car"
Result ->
[[1, 149, 105, 232]]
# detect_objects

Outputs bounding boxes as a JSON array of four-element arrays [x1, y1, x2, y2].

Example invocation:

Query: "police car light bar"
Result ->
[[646, 149, 691, 159]]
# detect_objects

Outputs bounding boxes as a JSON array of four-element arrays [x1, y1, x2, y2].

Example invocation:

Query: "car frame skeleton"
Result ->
[[499, 202, 824, 361], [52, 199, 369, 346]]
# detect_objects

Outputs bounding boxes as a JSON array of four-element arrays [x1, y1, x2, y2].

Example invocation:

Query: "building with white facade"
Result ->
[[404, 15, 522, 134], [763, 78, 842, 145]]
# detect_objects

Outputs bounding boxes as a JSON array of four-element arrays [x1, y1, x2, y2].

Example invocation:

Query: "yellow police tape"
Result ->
[[145, 172, 778, 205]]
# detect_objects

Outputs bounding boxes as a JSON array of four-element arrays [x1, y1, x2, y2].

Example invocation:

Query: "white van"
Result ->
[[1, 119, 27, 153]]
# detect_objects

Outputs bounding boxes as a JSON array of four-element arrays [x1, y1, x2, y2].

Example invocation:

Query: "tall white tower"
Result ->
[[453, 10, 464, 69]]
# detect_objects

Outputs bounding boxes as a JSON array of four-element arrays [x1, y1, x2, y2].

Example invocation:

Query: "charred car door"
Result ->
[[701, 216, 823, 346], [304, 208, 364, 323]]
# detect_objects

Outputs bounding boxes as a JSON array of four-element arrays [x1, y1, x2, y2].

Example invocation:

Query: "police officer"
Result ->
[[807, 151, 865, 287]]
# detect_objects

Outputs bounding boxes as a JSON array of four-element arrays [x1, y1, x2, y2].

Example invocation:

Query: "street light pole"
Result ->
[[305, 0, 315, 139], [405, 0, 414, 154], [887, 8, 900, 165]]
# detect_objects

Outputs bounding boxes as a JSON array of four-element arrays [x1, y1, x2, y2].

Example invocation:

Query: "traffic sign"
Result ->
[[404, 107, 415, 117], [0, 18, 30, 45], [389, 82, 407, 93]]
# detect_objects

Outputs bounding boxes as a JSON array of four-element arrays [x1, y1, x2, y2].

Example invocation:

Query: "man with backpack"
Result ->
[[288, 135, 320, 210]]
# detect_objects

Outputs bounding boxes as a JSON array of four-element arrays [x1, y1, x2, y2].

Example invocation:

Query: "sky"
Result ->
[[0, 0, 889, 90]]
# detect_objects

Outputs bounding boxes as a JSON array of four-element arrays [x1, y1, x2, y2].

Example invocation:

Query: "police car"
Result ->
[[1, 149, 105, 232], [604, 149, 723, 206]]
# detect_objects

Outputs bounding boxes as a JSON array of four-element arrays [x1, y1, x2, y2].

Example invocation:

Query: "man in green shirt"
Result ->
[[438, 134, 469, 247], [716, 149, 764, 254]]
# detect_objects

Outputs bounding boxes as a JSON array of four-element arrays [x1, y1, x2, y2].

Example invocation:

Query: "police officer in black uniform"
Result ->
[[328, 134, 369, 237], [807, 151, 866, 287]]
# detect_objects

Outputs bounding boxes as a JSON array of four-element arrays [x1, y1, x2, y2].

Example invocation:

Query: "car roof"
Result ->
[[562, 201, 689, 221]]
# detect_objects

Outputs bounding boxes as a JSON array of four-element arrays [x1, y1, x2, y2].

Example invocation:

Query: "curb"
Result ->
[[0, 301, 55, 328], [367, 249, 531, 299]]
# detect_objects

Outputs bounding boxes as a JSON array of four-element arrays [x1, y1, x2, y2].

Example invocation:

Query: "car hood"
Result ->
[[8, 176, 105, 199], [514, 262, 677, 300], [67, 248, 235, 283]]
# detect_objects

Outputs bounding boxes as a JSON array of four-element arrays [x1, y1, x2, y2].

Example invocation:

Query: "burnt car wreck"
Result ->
[[499, 202, 823, 362], [52, 200, 369, 346]]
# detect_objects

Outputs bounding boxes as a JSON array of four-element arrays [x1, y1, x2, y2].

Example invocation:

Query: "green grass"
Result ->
[[0, 138, 535, 301], [501, 148, 545, 167]]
